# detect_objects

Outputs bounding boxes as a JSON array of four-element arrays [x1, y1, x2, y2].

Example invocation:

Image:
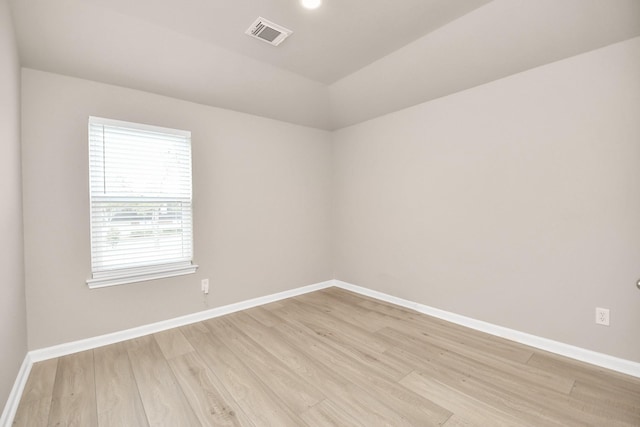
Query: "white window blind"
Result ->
[[87, 116, 197, 288]]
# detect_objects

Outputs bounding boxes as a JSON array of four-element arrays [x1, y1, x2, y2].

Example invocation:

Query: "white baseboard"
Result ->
[[333, 280, 640, 378], [30, 280, 334, 363], [0, 354, 32, 427]]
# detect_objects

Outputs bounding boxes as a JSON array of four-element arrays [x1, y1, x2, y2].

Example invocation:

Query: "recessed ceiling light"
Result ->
[[301, 0, 322, 10]]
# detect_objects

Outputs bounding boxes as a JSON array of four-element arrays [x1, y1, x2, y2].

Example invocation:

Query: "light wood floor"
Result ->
[[12, 287, 640, 426]]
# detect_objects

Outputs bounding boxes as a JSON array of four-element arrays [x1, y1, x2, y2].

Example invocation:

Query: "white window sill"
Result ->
[[87, 263, 199, 289]]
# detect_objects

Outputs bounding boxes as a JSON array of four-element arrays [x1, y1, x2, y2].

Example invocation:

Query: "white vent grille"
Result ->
[[245, 17, 292, 46]]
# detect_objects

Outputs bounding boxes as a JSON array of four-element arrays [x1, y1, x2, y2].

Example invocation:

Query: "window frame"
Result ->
[[86, 116, 197, 289]]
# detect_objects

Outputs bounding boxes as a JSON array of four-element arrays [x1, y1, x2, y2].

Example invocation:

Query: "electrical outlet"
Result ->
[[595, 307, 609, 326], [201, 278, 209, 295]]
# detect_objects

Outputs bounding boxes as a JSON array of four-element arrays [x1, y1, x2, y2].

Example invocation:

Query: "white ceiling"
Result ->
[[87, 0, 492, 84], [8, 0, 640, 129]]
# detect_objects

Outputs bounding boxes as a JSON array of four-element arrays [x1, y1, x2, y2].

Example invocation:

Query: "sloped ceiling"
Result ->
[[9, 0, 640, 130]]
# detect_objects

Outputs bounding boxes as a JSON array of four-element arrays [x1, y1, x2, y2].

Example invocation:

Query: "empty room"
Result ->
[[1, 0, 640, 425]]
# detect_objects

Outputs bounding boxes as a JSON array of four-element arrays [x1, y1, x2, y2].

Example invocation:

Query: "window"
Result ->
[[87, 117, 197, 288]]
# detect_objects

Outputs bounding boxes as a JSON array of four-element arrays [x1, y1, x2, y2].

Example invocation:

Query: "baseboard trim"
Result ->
[[30, 280, 334, 363], [333, 280, 640, 378], [0, 353, 32, 427]]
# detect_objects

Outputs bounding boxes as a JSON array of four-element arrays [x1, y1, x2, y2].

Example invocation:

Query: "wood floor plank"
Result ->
[[378, 326, 576, 395], [203, 316, 325, 415], [242, 306, 283, 327], [127, 337, 200, 426], [381, 330, 612, 425], [153, 328, 195, 360], [414, 359, 572, 426], [294, 291, 382, 333], [167, 351, 254, 427], [224, 311, 352, 389], [300, 399, 367, 427], [528, 351, 640, 398], [289, 294, 386, 351], [47, 350, 97, 427], [12, 358, 58, 427], [252, 315, 415, 427], [273, 318, 453, 426], [442, 414, 477, 426], [184, 325, 307, 426], [224, 311, 411, 426], [94, 342, 148, 427], [15, 358, 58, 405], [12, 396, 56, 427], [318, 287, 419, 332], [400, 370, 531, 427], [399, 350, 606, 426], [272, 301, 413, 382], [359, 298, 535, 364], [570, 380, 640, 424], [288, 298, 390, 353]]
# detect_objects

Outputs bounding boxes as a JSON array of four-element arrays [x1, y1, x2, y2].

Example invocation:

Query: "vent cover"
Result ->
[[245, 17, 293, 46]]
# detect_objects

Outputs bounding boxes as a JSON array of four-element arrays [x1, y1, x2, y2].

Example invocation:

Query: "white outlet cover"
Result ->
[[595, 307, 610, 326]]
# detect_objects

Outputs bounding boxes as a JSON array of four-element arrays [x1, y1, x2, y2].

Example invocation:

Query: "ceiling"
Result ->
[[8, 0, 640, 129], [87, 0, 492, 85]]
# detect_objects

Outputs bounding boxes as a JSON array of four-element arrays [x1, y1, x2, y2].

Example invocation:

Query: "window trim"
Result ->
[[86, 116, 197, 289], [87, 261, 198, 289]]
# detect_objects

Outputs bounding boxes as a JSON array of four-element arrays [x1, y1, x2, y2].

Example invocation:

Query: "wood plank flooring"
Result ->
[[12, 287, 640, 426]]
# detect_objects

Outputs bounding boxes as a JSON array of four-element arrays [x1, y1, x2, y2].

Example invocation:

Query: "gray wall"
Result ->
[[21, 69, 333, 349], [0, 0, 27, 408], [333, 37, 640, 362]]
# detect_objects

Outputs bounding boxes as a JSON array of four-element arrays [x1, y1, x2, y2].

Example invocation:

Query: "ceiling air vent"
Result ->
[[245, 17, 293, 46]]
